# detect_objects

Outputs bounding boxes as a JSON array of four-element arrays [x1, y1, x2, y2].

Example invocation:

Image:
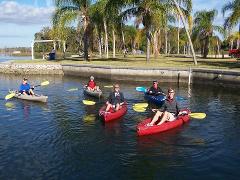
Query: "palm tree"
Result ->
[[192, 10, 223, 58], [174, 0, 192, 55], [53, 0, 92, 61], [222, 0, 240, 31], [222, 0, 240, 49], [170, 0, 197, 64]]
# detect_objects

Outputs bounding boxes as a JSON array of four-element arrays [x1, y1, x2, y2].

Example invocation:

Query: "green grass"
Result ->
[[11, 55, 240, 70]]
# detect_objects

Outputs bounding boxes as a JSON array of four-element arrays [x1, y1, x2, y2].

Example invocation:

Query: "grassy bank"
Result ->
[[11, 55, 240, 70]]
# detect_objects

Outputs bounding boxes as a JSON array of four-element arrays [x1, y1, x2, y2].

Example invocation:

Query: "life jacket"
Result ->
[[88, 80, 96, 89]]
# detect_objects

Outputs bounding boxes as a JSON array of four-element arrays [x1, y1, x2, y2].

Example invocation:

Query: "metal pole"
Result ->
[[31, 42, 34, 60]]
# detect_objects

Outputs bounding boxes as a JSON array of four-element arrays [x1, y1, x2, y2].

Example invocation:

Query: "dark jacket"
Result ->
[[160, 98, 180, 115], [108, 91, 124, 104], [147, 86, 164, 96]]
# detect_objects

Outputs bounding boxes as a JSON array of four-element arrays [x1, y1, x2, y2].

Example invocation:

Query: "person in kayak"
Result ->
[[147, 80, 165, 96], [105, 84, 125, 112], [19, 78, 35, 95], [147, 88, 180, 126], [87, 76, 100, 91]]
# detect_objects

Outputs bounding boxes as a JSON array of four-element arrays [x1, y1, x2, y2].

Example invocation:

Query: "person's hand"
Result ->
[[152, 109, 157, 112]]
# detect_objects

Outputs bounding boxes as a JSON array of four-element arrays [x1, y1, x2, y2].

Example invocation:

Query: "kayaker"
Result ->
[[147, 81, 165, 96], [105, 84, 125, 112], [19, 78, 35, 95], [87, 76, 100, 91], [147, 88, 180, 126]]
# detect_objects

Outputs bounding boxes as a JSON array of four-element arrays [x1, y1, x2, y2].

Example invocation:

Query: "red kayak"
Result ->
[[137, 109, 190, 136], [99, 103, 128, 122]]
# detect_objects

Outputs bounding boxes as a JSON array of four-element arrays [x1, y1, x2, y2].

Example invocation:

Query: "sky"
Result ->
[[0, 0, 233, 48]]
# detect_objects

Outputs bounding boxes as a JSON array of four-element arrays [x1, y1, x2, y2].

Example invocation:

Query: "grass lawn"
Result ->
[[11, 55, 240, 70]]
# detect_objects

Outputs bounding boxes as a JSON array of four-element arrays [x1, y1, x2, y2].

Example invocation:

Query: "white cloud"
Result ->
[[0, 1, 54, 25]]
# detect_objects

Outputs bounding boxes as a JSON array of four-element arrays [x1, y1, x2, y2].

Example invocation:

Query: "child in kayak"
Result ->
[[147, 80, 165, 96], [105, 84, 125, 112], [19, 78, 35, 95], [87, 76, 100, 91], [147, 88, 181, 126]]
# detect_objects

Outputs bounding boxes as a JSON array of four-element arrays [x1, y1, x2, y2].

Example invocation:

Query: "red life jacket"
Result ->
[[88, 80, 96, 89]]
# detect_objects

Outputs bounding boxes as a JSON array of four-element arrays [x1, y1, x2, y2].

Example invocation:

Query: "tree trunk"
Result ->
[[158, 29, 161, 55], [173, 0, 197, 65], [217, 40, 220, 58], [177, 15, 180, 54], [203, 36, 209, 58], [153, 30, 159, 58], [164, 27, 168, 55], [103, 18, 108, 59], [237, 39, 240, 49], [112, 29, 116, 58], [83, 15, 89, 61], [83, 19, 89, 61], [121, 28, 126, 54], [146, 29, 151, 62], [230, 40, 233, 50], [98, 30, 102, 58]]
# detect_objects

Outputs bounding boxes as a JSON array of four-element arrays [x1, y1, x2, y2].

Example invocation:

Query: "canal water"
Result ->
[[0, 55, 31, 62], [0, 74, 239, 179]]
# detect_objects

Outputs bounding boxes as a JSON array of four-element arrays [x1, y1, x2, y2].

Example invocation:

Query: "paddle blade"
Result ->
[[189, 113, 206, 119], [133, 103, 148, 108], [5, 93, 15, 100], [133, 106, 146, 112], [82, 100, 96, 105], [67, 88, 78, 92], [104, 85, 113, 88], [136, 87, 147, 92], [40, 81, 49, 86]]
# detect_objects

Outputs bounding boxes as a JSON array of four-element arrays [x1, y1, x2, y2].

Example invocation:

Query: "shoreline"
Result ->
[[0, 62, 239, 86]]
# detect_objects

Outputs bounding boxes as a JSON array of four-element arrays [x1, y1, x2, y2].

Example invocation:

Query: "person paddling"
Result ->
[[19, 78, 35, 95], [147, 80, 165, 96], [147, 88, 181, 126], [105, 84, 125, 112], [86, 76, 100, 91]]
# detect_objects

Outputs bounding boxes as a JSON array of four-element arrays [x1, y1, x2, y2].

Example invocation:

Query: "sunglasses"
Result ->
[[114, 87, 119, 88]]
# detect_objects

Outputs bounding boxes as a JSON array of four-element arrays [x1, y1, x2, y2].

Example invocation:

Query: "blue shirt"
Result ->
[[19, 83, 31, 92]]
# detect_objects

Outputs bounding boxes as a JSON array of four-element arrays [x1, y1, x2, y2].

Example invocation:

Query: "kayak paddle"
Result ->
[[34, 81, 49, 87], [82, 100, 96, 105], [136, 87, 147, 92], [67, 88, 79, 92], [132, 107, 206, 119], [133, 103, 148, 108], [133, 106, 146, 112], [5, 92, 16, 100], [189, 113, 206, 119]]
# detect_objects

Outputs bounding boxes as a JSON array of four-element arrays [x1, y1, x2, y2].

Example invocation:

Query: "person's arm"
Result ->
[[120, 92, 125, 105], [152, 101, 166, 112], [107, 92, 112, 104], [148, 86, 154, 94], [176, 100, 180, 115], [157, 87, 165, 95], [19, 84, 24, 91]]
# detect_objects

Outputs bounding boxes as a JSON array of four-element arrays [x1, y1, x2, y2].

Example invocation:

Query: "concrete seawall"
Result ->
[[0, 63, 239, 85], [62, 64, 240, 85], [0, 63, 63, 75], [62, 64, 190, 82]]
